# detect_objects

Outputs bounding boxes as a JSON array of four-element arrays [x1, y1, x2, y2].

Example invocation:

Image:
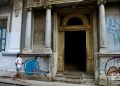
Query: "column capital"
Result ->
[[44, 4, 52, 9], [97, 0, 106, 5], [25, 8, 32, 12], [44, 5, 52, 9], [43, 0, 52, 9]]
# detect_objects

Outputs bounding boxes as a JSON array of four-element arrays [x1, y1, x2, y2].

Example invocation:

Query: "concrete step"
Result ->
[[64, 71, 85, 76], [56, 74, 82, 79], [55, 77, 82, 84], [55, 72, 98, 85], [55, 77, 97, 85]]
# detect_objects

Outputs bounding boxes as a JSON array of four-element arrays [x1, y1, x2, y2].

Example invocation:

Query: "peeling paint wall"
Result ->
[[33, 10, 45, 49], [106, 5, 120, 52], [99, 5, 120, 83]]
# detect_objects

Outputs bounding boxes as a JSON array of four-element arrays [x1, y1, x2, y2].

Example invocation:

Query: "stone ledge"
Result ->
[[2, 52, 19, 56], [22, 48, 52, 56], [97, 52, 120, 57]]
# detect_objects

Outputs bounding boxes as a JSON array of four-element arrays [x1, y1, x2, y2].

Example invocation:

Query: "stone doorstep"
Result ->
[[64, 72, 86, 76], [56, 75, 82, 79], [56, 73, 94, 79], [55, 72, 97, 85], [65, 76, 82, 79], [55, 77, 97, 85]]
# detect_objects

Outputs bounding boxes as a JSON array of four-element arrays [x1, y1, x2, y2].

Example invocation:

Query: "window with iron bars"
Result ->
[[0, 19, 7, 52]]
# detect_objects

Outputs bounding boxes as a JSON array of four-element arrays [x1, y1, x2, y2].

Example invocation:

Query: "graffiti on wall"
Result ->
[[106, 16, 120, 51], [104, 57, 120, 76], [24, 56, 49, 76]]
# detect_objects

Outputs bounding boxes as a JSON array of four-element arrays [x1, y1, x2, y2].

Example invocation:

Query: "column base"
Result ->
[[22, 48, 32, 53], [7, 49, 20, 53], [32, 48, 52, 54], [99, 48, 107, 53]]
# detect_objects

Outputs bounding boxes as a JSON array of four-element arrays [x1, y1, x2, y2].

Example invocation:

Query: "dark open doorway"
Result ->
[[64, 31, 86, 72]]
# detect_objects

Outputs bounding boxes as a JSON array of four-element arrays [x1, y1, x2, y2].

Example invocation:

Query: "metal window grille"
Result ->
[[0, 19, 7, 52]]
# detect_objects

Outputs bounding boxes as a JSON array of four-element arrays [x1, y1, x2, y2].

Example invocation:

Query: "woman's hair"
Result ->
[[17, 53, 23, 57], [17, 54, 19, 57]]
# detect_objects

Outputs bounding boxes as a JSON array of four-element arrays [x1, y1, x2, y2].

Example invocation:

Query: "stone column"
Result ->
[[98, 0, 107, 52], [24, 9, 32, 51], [8, 0, 23, 52], [45, 8, 52, 48]]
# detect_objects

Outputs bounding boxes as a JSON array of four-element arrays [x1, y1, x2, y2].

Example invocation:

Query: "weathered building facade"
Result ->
[[0, 0, 120, 84]]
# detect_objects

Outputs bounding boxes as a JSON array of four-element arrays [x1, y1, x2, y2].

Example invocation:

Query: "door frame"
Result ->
[[57, 14, 94, 74]]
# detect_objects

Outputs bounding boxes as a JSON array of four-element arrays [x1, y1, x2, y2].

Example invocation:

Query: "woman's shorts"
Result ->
[[17, 67, 22, 73]]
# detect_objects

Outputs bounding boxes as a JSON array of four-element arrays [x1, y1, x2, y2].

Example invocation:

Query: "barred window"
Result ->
[[0, 19, 7, 52]]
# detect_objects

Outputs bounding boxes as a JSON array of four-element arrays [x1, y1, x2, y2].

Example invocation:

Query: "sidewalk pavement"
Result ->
[[0, 78, 98, 86]]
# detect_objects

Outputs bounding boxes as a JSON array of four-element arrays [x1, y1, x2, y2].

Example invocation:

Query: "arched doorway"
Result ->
[[58, 14, 94, 74]]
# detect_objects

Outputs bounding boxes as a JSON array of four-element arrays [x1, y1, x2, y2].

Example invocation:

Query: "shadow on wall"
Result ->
[[24, 56, 49, 76]]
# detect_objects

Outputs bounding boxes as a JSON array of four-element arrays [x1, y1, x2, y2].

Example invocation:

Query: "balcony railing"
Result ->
[[27, 0, 84, 8]]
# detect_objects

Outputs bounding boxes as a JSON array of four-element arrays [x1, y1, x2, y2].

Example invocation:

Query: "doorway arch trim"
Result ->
[[60, 14, 91, 31], [62, 14, 89, 26]]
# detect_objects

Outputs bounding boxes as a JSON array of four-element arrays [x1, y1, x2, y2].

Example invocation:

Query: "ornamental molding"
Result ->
[[13, 0, 22, 17], [26, 0, 83, 8]]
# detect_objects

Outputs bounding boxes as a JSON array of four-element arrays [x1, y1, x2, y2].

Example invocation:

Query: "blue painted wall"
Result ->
[[106, 16, 120, 52]]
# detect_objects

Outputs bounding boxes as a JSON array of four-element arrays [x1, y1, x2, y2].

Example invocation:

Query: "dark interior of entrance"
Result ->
[[65, 31, 86, 72]]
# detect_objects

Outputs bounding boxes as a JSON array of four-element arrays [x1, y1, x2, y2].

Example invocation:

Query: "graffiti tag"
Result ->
[[24, 56, 49, 76]]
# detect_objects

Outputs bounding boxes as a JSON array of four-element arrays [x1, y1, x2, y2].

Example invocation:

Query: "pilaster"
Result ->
[[8, 0, 23, 52], [23, 8, 32, 52], [98, 0, 107, 52], [45, 7, 52, 48]]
